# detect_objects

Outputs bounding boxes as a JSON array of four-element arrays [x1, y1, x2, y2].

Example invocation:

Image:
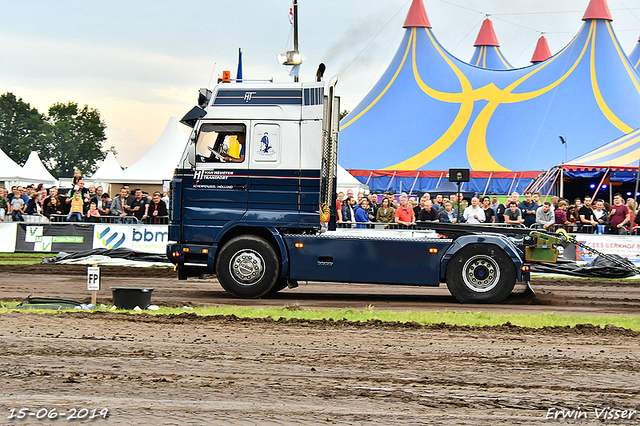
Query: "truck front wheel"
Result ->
[[446, 244, 516, 303], [216, 235, 280, 298]]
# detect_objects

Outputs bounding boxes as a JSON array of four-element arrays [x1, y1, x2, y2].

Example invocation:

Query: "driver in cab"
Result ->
[[223, 133, 245, 163]]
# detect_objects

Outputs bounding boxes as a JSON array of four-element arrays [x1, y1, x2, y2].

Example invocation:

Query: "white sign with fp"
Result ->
[[87, 266, 101, 291]]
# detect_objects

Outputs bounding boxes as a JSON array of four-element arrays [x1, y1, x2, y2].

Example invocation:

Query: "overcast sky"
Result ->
[[2, 0, 640, 167]]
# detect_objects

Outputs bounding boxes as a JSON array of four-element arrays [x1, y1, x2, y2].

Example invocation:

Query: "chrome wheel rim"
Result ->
[[229, 249, 265, 286], [462, 254, 500, 293]]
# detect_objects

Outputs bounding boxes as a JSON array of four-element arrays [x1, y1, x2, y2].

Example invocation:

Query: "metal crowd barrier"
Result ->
[[337, 222, 413, 230], [337, 220, 528, 229], [540, 223, 638, 235], [18, 215, 170, 225], [146, 216, 169, 225], [336, 221, 640, 235], [1, 213, 50, 223], [23, 213, 48, 223]]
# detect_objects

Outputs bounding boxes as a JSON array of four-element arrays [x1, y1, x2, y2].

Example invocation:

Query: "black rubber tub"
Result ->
[[110, 287, 154, 309]]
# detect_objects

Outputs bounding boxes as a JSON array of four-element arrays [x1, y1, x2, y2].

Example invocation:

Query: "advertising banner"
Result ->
[[576, 235, 640, 265], [15, 224, 94, 252], [0, 223, 17, 253], [92, 224, 169, 254]]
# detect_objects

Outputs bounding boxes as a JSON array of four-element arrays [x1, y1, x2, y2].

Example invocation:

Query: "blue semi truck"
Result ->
[[167, 73, 560, 303]]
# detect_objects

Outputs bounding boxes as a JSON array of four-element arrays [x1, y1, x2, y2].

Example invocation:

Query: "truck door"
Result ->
[[247, 121, 306, 227], [186, 122, 249, 242]]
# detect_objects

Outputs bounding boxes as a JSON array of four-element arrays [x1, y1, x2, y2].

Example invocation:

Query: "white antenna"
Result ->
[[207, 62, 217, 89]]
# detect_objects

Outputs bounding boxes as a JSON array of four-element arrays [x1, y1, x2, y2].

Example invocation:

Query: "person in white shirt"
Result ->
[[463, 197, 485, 224], [592, 200, 606, 222]]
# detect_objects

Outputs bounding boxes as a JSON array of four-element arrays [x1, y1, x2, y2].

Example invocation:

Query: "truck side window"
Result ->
[[195, 123, 246, 163]]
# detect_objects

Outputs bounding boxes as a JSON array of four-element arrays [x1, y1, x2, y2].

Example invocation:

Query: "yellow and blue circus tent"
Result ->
[[339, 0, 640, 178], [564, 126, 640, 193], [469, 18, 512, 70], [628, 35, 640, 71], [570, 127, 640, 169], [529, 128, 640, 201], [530, 129, 640, 199]]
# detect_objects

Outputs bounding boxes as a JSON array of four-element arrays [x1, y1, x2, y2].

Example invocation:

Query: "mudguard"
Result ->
[[266, 228, 290, 282], [440, 234, 525, 282]]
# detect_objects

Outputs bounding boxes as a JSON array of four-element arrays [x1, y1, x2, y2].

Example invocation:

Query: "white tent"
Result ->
[[109, 117, 187, 184], [337, 164, 369, 195], [90, 151, 122, 180], [0, 147, 25, 183], [20, 151, 57, 186], [88, 151, 124, 194]]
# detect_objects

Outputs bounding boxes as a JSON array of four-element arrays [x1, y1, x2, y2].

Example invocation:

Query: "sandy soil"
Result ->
[[0, 265, 639, 424], [0, 313, 638, 425]]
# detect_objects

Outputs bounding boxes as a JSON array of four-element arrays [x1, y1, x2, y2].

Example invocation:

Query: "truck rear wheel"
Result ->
[[216, 235, 280, 298], [446, 244, 516, 303]]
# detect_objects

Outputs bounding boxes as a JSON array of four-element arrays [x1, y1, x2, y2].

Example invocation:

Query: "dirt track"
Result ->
[[0, 313, 638, 425], [0, 265, 639, 424], [0, 264, 639, 315]]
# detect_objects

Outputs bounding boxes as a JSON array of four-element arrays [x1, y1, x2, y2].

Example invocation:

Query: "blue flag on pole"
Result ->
[[236, 48, 243, 82]]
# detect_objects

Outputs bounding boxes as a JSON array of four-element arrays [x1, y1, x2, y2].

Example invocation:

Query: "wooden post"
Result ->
[[87, 264, 101, 307], [92, 263, 98, 305]]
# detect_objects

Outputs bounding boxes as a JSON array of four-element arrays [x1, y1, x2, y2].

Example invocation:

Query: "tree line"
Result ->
[[0, 92, 114, 178]]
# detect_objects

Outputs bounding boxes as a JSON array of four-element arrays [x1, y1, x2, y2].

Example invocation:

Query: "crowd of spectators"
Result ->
[[336, 190, 469, 228], [496, 191, 637, 235], [0, 170, 169, 224], [335, 189, 639, 235], [3, 176, 638, 235]]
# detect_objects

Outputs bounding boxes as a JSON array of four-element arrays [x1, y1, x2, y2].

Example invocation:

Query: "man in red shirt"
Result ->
[[608, 193, 630, 234], [336, 191, 344, 223], [395, 195, 415, 227]]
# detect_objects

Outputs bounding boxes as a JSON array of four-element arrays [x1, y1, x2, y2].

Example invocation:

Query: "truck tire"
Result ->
[[216, 235, 280, 298], [446, 244, 516, 303], [267, 279, 289, 296]]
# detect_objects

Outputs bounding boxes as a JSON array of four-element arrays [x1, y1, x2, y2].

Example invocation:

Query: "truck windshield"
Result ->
[[195, 123, 246, 163]]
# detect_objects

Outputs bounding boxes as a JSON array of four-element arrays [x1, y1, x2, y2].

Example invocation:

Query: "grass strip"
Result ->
[[0, 253, 57, 264], [154, 306, 640, 330], [2, 303, 639, 331]]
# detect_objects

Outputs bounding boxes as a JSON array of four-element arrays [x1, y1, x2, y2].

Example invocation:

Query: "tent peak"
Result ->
[[403, 0, 431, 28], [108, 116, 187, 184], [531, 35, 552, 63], [22, 151, 57, 183], [89, 151, 123, 181], [582, 0, 613, 21], [474, 17, 499, 47]]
